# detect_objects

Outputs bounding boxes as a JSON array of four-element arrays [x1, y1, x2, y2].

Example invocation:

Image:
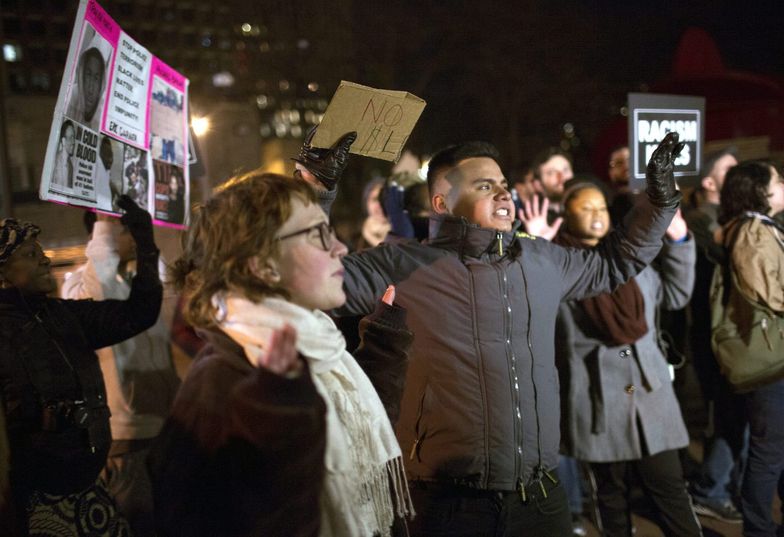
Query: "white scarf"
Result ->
[[213, 294, 413, 537]]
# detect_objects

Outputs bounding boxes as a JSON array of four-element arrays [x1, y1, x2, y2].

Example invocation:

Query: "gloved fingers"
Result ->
[[333, 131, 357, 154], [116, 194, 140, 214], [649, 132, 680, 165], [673, 141, 686, 159]]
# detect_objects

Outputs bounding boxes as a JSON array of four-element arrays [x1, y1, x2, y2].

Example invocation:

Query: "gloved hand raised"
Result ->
[[292, 126, 357, 191], [645, 132, 685, 208], [117, 195, 157, 254]]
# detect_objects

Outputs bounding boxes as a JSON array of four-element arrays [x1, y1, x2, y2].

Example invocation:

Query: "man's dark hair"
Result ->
[[718, 160, 774, 225], [83, 210, 97, 235], [426, 141, 501, 194], [700, 147, 737, 188], [531, 147, 572, 180]]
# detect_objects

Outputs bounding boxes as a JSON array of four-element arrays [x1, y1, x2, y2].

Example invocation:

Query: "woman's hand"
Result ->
[[665, 209, 689, 242], [260, 324, 303, 377], [518, 196, 562, 240]]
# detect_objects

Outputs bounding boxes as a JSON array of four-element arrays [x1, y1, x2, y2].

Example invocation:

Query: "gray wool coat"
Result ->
[[555, 238, 696, 462]]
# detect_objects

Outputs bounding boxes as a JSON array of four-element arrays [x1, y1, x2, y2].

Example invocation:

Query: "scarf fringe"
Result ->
[[389, 456, 415, 519]]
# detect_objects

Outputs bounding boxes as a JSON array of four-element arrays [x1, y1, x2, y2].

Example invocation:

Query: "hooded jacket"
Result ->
[[334, 195, 675, 491]]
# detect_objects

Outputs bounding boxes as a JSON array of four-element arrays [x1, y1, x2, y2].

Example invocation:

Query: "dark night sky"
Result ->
[[338, 0, 784, 171], [593, 0, 784, 80]]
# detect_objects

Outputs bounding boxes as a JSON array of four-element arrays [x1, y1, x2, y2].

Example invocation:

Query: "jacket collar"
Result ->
[[428, 214, 521, 259]]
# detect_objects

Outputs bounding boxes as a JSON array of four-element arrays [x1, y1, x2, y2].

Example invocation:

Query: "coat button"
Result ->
[[625, 384, 635, 394], [619, 348, 631, 358]]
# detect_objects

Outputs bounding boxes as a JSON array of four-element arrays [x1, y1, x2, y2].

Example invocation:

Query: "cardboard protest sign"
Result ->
[[311, 81, 426, 162], [628, 93, 705, 189], [40, 0, 190, 228]]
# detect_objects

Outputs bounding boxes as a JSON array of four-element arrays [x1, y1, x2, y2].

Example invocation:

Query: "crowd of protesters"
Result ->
[[0, 117, 783, 537]]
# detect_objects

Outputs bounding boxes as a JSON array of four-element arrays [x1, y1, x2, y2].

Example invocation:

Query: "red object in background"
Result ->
[[592, 27, 784, 179]]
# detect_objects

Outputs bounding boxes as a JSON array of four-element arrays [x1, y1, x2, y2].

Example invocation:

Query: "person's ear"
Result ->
[[248, 256, 280, 285], [432, 194, 448, 214], [701, 176, 717, 193]]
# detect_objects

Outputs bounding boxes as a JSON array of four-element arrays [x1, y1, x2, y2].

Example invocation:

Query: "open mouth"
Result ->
[[590, 221, 604, 230], [494, 208, 511, 218]]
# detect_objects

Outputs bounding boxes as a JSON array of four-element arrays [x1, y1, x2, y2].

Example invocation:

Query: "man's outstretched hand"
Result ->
[[293, 127, 357, 191], [646, 132, 685, 208], [518, 196, 562, 240]]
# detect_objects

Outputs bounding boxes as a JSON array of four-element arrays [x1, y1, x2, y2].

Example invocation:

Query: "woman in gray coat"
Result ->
[[554, 183, 701, 536]]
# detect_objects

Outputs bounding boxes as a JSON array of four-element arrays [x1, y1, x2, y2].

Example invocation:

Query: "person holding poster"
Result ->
[[149, 172, 414, 537], [297, 130, 686, 536], [62, 210, 181, 536], [0, 197, 161, 536], [51, 120, 76, 190], [65, 23, 110, 132]]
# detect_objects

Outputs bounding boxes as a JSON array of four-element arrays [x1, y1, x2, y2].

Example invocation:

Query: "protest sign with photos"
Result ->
[[311, 81, 426, 162], [39, 0, 190, 228], [628, 93, 705, 189]]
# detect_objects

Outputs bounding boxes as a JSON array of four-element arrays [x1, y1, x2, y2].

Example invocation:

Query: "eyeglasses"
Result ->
[[276, 221, 336, 252]]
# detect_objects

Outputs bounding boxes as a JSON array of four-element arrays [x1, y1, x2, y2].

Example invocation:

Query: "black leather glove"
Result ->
[[118, 195, 157, 254], [292, 127, 357, 191], [645, 132, 685, 208]]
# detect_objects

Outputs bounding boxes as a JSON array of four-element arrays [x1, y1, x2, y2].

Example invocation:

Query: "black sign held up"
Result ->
[[628, 93, 705, 189]]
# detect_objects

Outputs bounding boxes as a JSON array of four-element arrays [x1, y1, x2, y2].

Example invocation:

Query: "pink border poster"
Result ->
[[40, 0, 190, 229]]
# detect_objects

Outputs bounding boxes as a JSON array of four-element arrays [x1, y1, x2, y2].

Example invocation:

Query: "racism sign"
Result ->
[[628, 93, 705, 188]]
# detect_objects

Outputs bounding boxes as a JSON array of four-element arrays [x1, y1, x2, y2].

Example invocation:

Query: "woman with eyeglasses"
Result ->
[[149, 171, 414, 537]]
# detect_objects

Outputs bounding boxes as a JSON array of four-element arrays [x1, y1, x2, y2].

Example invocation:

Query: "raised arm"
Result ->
[[339, 246, 398, 316], [558, 133, 684, 301], [292, 127, 356, 217], [64, 196, 162, 349], [354, 286, 413, 425], [656, 211, 696, 310], [62, 217, 128, 301]]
